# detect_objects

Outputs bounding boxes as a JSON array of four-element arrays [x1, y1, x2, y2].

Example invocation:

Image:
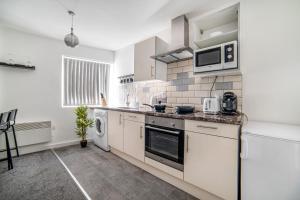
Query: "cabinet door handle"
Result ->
[[186, 134, 189, 153], [196, 125, 217, 130], [128, 115, 137, 118], [140, 126, 143, 139], [119, 114, 122, 125]]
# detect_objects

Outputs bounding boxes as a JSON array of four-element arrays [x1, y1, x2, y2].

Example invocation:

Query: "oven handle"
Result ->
[[145, 125, 180, 135]]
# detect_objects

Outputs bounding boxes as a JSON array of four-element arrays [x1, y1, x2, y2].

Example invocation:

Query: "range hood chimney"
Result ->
[[151, 15, 193, 64]]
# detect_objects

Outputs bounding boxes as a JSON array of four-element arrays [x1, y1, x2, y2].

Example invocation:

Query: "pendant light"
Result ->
[[64, 10, 79, 48]]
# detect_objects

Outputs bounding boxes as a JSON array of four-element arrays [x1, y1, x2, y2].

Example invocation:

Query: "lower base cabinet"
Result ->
[[124, 119, 145, 162], [184, 131, 238, 200], [108, 111, 124, 152], [107, 111, 239, 199]]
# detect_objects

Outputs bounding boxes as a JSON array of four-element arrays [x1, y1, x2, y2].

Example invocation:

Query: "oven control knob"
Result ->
[[171, 122, 175, 127], [227, 47, 232, 52], [227, 55, 233, 59]]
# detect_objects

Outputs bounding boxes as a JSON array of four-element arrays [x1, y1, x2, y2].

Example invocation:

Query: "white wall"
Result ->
[[109, 44, 134, 106], [240, 0, 300, 125], [0, 26, 114, 146]]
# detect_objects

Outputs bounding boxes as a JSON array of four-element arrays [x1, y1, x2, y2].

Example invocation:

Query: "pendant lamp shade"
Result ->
[[64, 10, 79, 48]]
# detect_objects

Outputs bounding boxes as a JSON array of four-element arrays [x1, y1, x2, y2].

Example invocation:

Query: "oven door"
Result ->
[[194, 45, 223, 73], [145, 125, 184, 171]]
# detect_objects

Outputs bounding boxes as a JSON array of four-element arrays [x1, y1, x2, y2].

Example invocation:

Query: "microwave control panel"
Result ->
[[224, 44, 234, 63]]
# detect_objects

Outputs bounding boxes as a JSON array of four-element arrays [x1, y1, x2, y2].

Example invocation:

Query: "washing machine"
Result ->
[[93, 109, 110, 151]]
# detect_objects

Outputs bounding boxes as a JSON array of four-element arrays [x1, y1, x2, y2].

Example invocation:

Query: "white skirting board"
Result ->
[[111, 148, 222, 200], [0, 138, 93, 159]]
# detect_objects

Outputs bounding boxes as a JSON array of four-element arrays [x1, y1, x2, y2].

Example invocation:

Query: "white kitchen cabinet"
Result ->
[[184, 121, 239, 200], [107, 111, 124, 152], [123, 114, 145, 162], [134, 36, 168, 81]]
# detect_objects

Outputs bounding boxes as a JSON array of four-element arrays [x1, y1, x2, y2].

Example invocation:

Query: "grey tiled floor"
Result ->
[[54, 144, 199, 200]]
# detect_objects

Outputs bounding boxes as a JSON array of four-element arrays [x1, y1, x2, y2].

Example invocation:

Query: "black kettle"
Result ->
[[221, 92, 237, 115]]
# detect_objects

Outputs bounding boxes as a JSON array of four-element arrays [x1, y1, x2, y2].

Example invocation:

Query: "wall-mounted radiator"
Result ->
[[0, 121, 51, 149]]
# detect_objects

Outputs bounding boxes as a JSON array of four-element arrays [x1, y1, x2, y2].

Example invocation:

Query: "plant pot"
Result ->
[[80, 140, 87, 148]]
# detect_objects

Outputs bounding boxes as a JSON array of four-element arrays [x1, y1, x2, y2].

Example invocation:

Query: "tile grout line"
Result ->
[[51, 149, 92, 200]]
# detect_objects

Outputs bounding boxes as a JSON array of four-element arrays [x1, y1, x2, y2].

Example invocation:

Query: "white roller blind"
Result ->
[[62, 56, 110, 106]]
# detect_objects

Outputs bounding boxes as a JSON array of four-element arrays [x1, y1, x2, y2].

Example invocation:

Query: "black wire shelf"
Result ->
[[0, 62, 35, 70]]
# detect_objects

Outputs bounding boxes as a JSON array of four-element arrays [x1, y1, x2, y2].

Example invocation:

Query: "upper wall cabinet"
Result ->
[[134, 36, 168, 82], [190, 3, 239, 49]]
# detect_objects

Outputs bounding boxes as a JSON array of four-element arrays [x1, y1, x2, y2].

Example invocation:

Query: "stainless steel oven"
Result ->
[[145, 115, 184, 171]]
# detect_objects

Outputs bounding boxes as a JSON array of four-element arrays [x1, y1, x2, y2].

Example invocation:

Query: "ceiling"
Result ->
[[0, 0, 236, 50]]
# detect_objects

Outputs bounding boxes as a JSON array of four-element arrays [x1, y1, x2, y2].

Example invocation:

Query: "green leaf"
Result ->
[[74, 105, 94, 140]]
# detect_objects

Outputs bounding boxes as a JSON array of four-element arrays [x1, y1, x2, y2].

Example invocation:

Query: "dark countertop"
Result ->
[[90, 106, 243, 125]]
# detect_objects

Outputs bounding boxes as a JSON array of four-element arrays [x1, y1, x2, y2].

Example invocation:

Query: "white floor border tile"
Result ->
[[51, 149, 92, 200]]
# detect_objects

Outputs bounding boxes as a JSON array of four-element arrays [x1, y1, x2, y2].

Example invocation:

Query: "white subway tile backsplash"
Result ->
[[200, 83, 213, 90], [167, 97, 177, 103], [195, 91, 209, 97], [171, 91, 182, 97], [167, 86, 176, 91], [200, 77, 209, 83], [209, 76, 224, 83], [182, 91, 195, 97], [182, 65, 193, 72], [193, 84, 201, 90], [176, 85, 189, 91], [177, 72, 189, 79], [168, 62, 178, 68], [177, 60, 189, 67], [177, 98, 189, 103], [233, 82, 242, 90], [223, 75, 242, 82], [215, 82, 233, 90], [172, 67, 183, 74], [195, 77, 201, 84], [119, 59, 242, 112], [188, 85, 195, 90], [188, 98, 202, 104], [167, 74, 177, 80]]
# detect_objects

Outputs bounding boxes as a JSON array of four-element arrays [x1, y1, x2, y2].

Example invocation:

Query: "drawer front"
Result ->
[[185, 120, 239, 139], [124, 112, 145, 123]]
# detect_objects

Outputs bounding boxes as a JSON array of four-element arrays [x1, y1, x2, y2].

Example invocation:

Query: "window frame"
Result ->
[[61, 55, 112, 108]]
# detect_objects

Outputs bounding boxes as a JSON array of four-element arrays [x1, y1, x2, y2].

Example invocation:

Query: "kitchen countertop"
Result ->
[[90, 106, 243, 125]]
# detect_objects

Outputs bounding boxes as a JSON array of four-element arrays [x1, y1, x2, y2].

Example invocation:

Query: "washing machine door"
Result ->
[[95, 117, 105, 137]]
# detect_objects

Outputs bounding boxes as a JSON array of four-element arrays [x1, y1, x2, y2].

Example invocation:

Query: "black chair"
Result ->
[[9, 109, 19, 157], [0, 111, 13, 170]]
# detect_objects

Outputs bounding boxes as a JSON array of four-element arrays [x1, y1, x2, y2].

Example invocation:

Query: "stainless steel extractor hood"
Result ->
[[151, 15, 193, 64]]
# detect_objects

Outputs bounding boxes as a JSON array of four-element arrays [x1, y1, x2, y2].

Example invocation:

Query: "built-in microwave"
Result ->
[[193, 40, 238, 73]]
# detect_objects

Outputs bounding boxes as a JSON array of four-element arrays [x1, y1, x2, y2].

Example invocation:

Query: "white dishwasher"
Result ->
[[241, 121, 300, 200]]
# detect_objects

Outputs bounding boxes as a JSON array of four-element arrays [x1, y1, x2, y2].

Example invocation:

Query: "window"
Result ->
[[62, 56, 110, 107]]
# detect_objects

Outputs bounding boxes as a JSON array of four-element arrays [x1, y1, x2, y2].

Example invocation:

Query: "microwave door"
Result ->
[[194, 46, 223, 73]]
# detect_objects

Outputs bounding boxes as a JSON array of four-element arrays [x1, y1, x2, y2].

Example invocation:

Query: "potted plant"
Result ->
[[74, 106, 94, 148]]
